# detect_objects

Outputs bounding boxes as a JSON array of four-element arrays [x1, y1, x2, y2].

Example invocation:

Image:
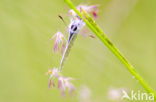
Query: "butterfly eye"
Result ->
[[71, 25, 74, 29], [73, 27, 77, 31]]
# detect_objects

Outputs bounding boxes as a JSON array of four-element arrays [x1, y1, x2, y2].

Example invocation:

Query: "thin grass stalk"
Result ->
[[64, 0, 156, 98]]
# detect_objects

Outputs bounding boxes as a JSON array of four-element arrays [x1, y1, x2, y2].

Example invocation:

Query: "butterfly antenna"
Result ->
[[58, 14, 67, 26]]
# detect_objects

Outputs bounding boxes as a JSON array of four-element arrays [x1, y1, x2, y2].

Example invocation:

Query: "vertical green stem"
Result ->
[[64, 0, 156, 98]]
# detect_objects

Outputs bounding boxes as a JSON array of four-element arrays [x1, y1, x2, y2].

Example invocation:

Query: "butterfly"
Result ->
[[59, 17, 85, 71]]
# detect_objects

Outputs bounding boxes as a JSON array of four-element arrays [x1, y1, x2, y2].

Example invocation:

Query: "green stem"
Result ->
[[64, 0, 156, 98]]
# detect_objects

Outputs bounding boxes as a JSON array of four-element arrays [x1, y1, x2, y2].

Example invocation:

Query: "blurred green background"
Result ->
[[0, 0, 156, 102]]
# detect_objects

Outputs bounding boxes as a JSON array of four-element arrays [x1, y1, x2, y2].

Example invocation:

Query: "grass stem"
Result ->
[[64, 0, 156, 98]]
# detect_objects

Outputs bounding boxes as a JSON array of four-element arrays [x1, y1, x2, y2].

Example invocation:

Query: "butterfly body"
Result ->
[[59, 18, 85, 71]]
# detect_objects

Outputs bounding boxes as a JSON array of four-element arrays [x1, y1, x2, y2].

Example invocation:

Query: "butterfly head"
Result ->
[[69, 18, 85, 35]]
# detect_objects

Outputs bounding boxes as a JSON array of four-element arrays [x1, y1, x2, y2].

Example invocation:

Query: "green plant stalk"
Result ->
[[64, 0, 156, 97]]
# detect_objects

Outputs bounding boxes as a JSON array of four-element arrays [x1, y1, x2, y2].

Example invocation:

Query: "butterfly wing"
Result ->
[[59, 32, 78, 71]]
